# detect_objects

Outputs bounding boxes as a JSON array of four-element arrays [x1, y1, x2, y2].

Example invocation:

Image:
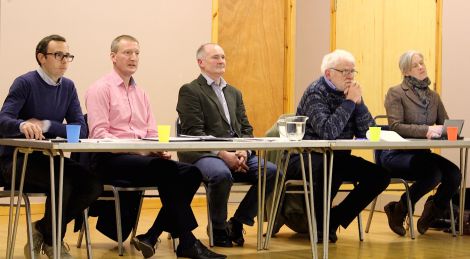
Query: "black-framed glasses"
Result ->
[[45, 52, 74, 62], [330, 68, 358, 76]]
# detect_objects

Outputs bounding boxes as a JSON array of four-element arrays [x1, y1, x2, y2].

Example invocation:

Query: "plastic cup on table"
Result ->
[[447, 126, 458, 141], [368, 126, 381, 142], [66, 125, 81, 143], [157, 125, 171, 143]]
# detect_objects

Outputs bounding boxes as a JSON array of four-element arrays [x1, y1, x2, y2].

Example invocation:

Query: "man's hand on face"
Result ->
[[345, 81, 362, 104], [20, 118, 45, 140]]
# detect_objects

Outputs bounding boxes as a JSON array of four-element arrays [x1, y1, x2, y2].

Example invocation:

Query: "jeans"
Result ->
[[380, 150, 461, 209], [194, 153, 277, 229]]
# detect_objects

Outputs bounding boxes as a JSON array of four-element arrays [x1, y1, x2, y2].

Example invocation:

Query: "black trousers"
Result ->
[[1, 152, 103, 245], [92, 153, 202, 238], [286, 151, 390, 228], [381, 150, 461, 210]]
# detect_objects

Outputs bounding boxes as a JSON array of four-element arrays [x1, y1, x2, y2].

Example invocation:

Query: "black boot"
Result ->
[[417, 198, 444, 235], [384, 201, 407, 236], [227, 218, 245, 246]]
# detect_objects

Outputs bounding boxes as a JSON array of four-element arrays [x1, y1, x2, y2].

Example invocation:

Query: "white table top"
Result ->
[[2, 138, 470, 152], [0, 138, 331, 152], [330, 138, 470, 150]]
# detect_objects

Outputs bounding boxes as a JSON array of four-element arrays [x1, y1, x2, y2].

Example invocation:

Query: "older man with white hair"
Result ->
[[285, 49, 390, 242]]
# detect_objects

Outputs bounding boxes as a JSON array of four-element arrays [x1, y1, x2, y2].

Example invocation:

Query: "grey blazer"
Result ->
[[384, 80, 448, 138], [176, 74, 253, 163]]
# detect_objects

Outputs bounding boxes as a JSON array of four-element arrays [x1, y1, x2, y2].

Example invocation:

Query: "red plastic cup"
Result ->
[[447, 126, 458, 141]]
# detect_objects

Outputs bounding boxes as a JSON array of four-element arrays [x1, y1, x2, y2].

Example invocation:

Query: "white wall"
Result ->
[[441, 0, 470, 187], [295, 0, 330, 108], [0, 0, 212, 132]]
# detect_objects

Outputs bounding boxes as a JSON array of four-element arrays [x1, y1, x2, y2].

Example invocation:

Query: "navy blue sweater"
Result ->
[[0, 71, 86, 157], [296, 76, 373, 140]]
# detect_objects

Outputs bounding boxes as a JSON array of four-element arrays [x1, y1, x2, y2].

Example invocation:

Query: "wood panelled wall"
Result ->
[[213, 0, 293, 136]]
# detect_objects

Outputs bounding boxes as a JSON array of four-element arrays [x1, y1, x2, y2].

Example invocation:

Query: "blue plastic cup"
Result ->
[[66, 125, 81, 143]]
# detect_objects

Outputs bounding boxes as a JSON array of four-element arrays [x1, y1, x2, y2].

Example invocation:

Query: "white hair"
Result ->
[[320, 49, 355, 75]]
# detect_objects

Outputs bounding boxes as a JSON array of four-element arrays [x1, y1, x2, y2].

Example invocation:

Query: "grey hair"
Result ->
[[399, 50, 423, 76], [320, 49, 355, 75], [196, 43, 219, 60]]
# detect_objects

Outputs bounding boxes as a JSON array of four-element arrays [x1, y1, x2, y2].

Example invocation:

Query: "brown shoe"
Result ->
[[384, 201, 407, 236], [417, 198, 444, 235]]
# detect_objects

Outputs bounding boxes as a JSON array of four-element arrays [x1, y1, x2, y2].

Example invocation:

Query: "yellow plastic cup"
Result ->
[[157, 125, 171, 143], [369, 127, 381, 142]]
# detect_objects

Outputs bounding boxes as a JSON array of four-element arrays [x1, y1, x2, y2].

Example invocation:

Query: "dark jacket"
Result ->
[[176, 74, 253, 163]]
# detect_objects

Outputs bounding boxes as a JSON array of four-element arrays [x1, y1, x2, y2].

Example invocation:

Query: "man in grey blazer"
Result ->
[[177, 43, 277, 247]]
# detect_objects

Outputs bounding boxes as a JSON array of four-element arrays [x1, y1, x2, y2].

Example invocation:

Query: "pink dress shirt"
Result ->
[[85, 70, 157, 139]]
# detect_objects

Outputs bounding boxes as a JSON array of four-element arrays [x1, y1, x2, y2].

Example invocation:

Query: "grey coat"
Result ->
[[385, 80, 448, 138]]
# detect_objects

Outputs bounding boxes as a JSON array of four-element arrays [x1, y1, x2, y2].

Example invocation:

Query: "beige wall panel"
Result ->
[[0, 0, 212, 133], [441, 0, 470, 187], [217, 0, 285, 136], [335, 0, 384, 118], [382, 0, 436, 97], [295, 0, 330, 106]]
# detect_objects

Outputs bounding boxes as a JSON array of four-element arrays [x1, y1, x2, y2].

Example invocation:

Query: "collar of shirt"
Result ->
[[36, 67, 62, 86], [110, 69, 137, 88], [201, 73, 227, 89], [323, 76, 337, 91]]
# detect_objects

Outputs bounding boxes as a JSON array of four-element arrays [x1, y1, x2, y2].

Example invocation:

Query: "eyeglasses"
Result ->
[[330, 68, 358, 76], [45, 52, 74, 62]]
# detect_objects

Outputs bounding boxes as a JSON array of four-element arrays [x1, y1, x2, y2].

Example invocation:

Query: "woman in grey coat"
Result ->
[[381, 50, 461, 236]]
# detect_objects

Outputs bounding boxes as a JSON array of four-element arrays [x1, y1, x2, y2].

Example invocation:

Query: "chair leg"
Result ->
[[357, 212, 364, 241], [83, 208, 93, 259], [449, 200, 456, 237], [130, 191, 146, 243], [204, 185, 214, 247], [365, 197, 378, 233], [23, 194, 36, 259], [77, 219, 85, 248], [403, 184, 415, 239], [111, 187, 125, 256]]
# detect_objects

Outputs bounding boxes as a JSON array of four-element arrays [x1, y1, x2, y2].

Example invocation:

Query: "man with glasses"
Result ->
[[0, 34, 103, 258], [285, 49, 390, 242]]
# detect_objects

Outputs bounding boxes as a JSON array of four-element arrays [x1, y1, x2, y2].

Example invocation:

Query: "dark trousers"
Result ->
[[92, 153, 201, 238], [287, 151, 390, 228], [381, 150, 461, 210], [1, 152, 103, 245], [193, 154, 277, 229]]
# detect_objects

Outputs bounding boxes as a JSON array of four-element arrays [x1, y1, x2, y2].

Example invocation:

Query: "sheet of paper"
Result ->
[[366, 130, 408, 142]]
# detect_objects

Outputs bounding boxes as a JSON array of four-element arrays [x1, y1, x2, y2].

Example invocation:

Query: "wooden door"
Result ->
[[212, 0, 294, 136]]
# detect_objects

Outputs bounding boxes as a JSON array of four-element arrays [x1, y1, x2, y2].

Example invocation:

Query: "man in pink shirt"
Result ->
[[85, 35, 225, 259]]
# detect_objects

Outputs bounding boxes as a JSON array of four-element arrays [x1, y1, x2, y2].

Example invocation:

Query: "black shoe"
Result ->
[[417, 197, 444, 235], [384, 201, 407, 236], [315, 226, 338, 244], [132, 235, 156, 258], [176, 240, 227, 259], [212, 228, 233, 247], [228, 218, 245, 246]]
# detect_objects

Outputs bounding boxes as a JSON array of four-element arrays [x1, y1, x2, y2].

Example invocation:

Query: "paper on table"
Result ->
[[366, 130, 408, 142]]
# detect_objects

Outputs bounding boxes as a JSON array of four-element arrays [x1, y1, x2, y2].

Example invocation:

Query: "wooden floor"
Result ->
[[1, 203, 470, 259]]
